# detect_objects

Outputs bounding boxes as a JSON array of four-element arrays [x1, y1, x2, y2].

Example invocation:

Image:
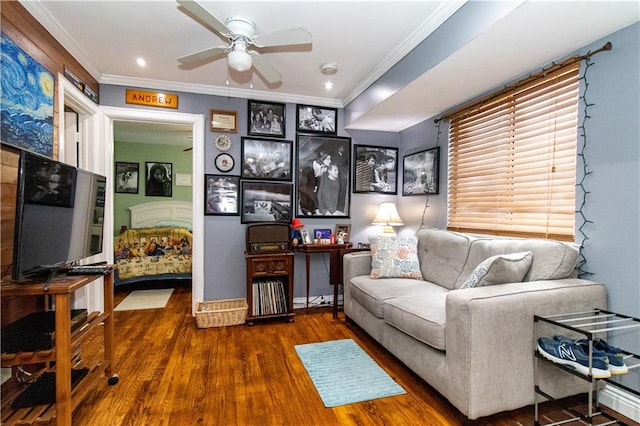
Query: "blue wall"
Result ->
[[99, 87, 394, 301]]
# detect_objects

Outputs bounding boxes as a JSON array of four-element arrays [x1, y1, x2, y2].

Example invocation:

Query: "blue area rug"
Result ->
[[295, 339, 406, 407]]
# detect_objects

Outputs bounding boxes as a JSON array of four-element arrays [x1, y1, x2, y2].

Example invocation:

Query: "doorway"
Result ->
[[101, 107, 205, 315]]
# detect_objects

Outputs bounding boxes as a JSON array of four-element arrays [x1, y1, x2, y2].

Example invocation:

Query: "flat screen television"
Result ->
[[12, 149, 107, 281]]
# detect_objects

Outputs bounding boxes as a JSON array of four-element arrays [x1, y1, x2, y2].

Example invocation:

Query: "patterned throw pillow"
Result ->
[[369, 235, 423, 280], [460, 251, 533, 289]]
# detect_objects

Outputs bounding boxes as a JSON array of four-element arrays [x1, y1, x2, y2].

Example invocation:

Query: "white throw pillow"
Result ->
[[369, 235, 423, 280], [460, 251, 533, 288]]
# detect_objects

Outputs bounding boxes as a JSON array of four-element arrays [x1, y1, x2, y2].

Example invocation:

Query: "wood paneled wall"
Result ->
[[1, 1, 99, 323]]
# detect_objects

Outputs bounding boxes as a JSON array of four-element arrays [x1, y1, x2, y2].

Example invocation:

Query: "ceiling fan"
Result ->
[[176, 0, 312, 84]]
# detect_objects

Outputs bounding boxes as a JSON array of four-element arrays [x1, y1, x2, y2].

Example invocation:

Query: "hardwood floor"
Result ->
[[71, 284, 637, 425]]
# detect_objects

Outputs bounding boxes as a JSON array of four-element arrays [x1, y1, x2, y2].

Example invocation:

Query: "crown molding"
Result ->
[[20, 0, 103, 82], [100, 74, 344, 108]]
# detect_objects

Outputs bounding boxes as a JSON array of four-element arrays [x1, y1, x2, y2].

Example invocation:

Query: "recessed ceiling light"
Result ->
[[136, 57, 146, 67], [324, 81, 333, 90]]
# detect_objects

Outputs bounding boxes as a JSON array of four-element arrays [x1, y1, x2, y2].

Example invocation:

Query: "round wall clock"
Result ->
[[214, 153, 234, 172], [214, 134, 232, 151]]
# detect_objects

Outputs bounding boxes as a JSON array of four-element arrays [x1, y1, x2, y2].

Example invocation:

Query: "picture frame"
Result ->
[[1, 33, 54, 157], [334, 224, 351, 242], [205, 174, 239, 216], [145, 162, 172, 197], [295, 104, 337, 135], [402, 146, 440, 196], [240, 136, 292, 181], [240, 181, 293, 224], [313, 228, 332, 242], [247, 100, 286, 138], [210, 109, 238, 133], [295, 134, 351, 218], [115, 161, 139, 194], [353, 145, 398, 194], [299, 229, 312, 245]]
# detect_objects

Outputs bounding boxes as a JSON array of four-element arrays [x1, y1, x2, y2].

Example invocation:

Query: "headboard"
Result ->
[[129, 201, 193, 228]]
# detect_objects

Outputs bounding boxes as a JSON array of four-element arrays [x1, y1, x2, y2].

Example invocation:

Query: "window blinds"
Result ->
[[447, 63, 580, 241]]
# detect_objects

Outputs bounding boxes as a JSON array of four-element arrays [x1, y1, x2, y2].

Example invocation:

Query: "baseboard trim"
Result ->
[[599, 385, 640, 423]]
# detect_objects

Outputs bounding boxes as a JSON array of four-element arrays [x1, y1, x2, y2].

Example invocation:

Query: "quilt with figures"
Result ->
[[114, 227, 192, 284]]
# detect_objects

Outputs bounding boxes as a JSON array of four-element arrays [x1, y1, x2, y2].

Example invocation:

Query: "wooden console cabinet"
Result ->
[[0, 270, 118, 425], [244, 252, 294, 325]]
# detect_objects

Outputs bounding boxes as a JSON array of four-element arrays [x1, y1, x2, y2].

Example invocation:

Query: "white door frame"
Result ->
[[100, 106, 205, 315]]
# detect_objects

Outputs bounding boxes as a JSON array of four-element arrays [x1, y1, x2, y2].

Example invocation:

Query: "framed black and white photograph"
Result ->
[[205, 174, 239, 216], [299, 229, 312, 245], [353, 145, 398, 194], [296, 134, 351, 218], [402, 146, 440, 196], [241, 181, 293, 224], [145, 162, 172, 197], [248, 100, 286, 138], [296, 104, 337, 135], [115, 161, 139, 194], [240, 137, 292, 181]]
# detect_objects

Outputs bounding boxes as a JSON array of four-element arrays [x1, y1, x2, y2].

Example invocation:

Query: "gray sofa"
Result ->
[[342, 228, 607, 420]]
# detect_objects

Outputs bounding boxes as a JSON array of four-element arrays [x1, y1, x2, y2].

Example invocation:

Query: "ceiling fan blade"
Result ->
[[178, 45, 228, 65], [249, 51, 282, 84], [253, 28, 312, 48], [177, 0, 232, 37]]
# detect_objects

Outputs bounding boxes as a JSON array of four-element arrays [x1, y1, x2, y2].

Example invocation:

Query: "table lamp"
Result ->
[[372, 202, 404, 234]]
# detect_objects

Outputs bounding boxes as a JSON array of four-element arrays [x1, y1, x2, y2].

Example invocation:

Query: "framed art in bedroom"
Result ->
[[145, 162, 172, 197], [115, 161, 139, 194]]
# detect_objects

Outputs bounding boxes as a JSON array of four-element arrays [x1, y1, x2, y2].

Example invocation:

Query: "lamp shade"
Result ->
[[372, 202, 404, 234]]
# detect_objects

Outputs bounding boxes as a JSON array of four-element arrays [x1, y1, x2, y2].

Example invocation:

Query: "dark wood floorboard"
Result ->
[[69, 284, 638, 426]]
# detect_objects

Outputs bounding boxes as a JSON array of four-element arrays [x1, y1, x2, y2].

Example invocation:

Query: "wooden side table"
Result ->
[[329, 247, 370, 318], [293, 243, 351, 312]]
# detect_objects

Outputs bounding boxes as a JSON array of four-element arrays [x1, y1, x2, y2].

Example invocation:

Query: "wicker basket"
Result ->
[[195, 298, 248, 328]]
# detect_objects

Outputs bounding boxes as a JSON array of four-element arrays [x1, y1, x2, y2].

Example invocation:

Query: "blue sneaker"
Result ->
[[553, 335, 628, 375], [537, 337, 611, 378], [577, 338, 628, 375]]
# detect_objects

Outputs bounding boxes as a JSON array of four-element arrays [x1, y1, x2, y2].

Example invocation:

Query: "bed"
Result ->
[[114, 201, 193, 286]]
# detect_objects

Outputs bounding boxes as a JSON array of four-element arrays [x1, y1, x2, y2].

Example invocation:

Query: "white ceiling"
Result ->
[[22, 0, 639, 139]]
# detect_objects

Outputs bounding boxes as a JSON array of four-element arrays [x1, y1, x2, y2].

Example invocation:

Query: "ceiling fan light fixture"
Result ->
[[228, 48, 253, 72]]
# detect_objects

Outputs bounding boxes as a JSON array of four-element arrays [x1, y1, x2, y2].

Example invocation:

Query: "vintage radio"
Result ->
[[246, 223, 291, 254]]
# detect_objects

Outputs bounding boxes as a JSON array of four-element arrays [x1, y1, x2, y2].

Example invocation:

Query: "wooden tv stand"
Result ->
[[1, 269, 118, 425]]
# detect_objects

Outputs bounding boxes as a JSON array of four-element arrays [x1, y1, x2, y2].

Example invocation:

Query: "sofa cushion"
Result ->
[[455, 237, 578, 288], [369, 235, 423, 279], [415, 228, 474, 290], [383, 288, 449, 351], [460, 251, 533, 288], [349, 275, 433, 318]]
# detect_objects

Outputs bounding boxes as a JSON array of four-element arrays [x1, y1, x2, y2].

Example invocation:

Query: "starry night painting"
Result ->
[[1, 33, 54, 157]]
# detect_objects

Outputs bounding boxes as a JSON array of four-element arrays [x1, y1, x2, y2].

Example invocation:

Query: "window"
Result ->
[[447, 62, 580, 241]]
